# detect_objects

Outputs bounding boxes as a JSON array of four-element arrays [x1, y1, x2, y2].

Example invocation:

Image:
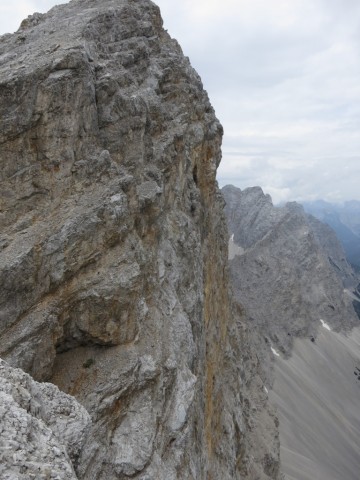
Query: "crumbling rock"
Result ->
[[0, 358, 90, 479]]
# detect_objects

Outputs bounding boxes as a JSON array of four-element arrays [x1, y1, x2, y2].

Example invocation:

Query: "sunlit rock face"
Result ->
[[0, 2, 281, 478]]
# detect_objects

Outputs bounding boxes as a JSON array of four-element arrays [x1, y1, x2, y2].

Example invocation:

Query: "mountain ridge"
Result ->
[[223, 184, 359, 359], [302, 199, 360, 268]]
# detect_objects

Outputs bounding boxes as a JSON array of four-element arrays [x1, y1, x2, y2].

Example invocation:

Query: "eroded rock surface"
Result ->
[[0, 2, 280, 478]]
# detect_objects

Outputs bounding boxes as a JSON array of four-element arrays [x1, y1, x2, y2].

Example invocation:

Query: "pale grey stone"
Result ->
[[0, 1, 281, 479], [0, 359, 90, 479]]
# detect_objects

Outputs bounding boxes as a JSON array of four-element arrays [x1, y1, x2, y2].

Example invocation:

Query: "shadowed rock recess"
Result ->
[[0, 1, 280, 478]]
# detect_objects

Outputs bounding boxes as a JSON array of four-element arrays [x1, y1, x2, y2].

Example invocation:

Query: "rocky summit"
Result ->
[[0, 1, 280, 479]]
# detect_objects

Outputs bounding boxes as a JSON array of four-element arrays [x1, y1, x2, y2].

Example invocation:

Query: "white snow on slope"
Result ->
[[271, 346, 280, 357], [228, 233, 244, 260], [320, 319, 331, 331]]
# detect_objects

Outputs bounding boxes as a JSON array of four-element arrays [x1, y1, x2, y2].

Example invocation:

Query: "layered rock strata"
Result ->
[[0, 2, 280, 478]]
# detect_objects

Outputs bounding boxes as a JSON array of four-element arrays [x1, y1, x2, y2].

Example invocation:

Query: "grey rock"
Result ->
[[0, 1, 280, 479], [306, 214, 358, 288], [0, 358, 90, 479], [223, 185, 359, 370]]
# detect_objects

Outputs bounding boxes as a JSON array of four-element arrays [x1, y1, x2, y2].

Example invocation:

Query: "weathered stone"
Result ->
[[0, 359, 90, 479], [0, 1, 280, 479]]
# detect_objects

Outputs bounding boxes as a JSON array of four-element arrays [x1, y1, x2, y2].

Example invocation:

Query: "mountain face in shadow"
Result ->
[[302, 200, 360, 269]]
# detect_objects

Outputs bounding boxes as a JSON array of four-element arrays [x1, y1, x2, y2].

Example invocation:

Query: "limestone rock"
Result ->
[[306, 214, 358, 288], [0, 358, 90, 479], [0, 2, 280, 479]]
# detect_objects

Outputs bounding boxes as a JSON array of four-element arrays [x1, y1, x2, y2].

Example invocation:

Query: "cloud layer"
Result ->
[[157, 0, 360, 203], [1, 0, 360, 203]]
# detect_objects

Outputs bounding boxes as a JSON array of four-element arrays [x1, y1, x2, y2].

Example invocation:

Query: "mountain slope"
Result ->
[[270, 325, 360, 480], [223, 185, 359, 359], [223, 184, 360, 480]]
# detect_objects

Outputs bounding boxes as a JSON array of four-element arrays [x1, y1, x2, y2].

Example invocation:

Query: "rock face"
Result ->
[[0, 359, 90, 479], [0, 2, 280, 479], [223, 185, 359, 368]]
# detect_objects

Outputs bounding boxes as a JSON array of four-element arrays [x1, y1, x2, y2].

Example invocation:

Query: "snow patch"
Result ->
[[271, 347, 280, 357], [228, 233, 244, 260], [320, 319, 331, 331]]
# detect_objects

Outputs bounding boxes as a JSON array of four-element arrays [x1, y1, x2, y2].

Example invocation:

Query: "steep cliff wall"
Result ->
[[0, 2, 280, 478]]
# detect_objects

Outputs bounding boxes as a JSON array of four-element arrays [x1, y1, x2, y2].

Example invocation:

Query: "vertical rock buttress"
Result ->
[[0, 1, 280, 478]]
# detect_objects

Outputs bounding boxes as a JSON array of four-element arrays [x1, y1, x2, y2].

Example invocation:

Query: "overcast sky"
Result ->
[[1, 0, 360, 204]]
